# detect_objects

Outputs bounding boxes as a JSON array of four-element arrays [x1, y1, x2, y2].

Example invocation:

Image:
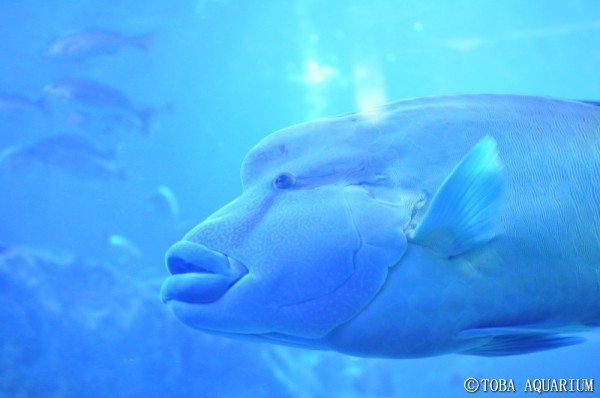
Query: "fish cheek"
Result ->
[[252, 188, 359, 296], [268, 186, 407, 339], [252, 187, 363, 337]]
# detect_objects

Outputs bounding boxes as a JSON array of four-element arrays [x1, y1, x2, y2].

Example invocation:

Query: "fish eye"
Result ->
[[273, 172, 296, 189]]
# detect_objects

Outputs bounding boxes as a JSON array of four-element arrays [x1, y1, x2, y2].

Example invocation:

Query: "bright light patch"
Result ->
[[440, 37, 484, 52], [353, 64, 387, 120], [303, 61, 338, 84], [356, 90, 386, 121]]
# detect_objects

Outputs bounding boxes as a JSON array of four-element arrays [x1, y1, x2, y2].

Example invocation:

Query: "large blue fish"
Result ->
[[161, 95, 600, 358]]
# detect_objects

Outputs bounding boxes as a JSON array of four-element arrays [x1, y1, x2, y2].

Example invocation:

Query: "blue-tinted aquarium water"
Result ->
[[1, 1, 599, 397]]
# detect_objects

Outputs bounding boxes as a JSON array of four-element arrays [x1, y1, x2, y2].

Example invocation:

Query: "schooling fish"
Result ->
[[0, 92, 46, 115], [107, 234, 142, 266], [2, 133, 125, 181], [42, 27, 152, 60], [161, 95, 600, 358], [28, 133, 116, 159], [43, 78, 157, 135], [148, 185, 180, 220]]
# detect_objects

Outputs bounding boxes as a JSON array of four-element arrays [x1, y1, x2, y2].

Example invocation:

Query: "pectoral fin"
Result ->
[[409, 136, 503, 258]]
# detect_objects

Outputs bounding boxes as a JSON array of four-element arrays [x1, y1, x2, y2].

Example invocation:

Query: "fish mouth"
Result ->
[[160, 241, 248, 304]]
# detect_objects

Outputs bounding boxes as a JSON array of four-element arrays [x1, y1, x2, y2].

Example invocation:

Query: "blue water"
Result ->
[[1, 1, 599, 397]]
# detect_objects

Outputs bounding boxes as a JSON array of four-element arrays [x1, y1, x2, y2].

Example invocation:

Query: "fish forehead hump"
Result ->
[[241, 94, 599, 189], [241, 111, 396, 186]]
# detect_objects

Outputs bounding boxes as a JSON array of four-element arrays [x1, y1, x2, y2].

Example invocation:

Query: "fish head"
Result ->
[[42, 81, 71, 99], [161, 113, 421, 343], [42, 30, 99, 58], [43, 41, 69, 58]]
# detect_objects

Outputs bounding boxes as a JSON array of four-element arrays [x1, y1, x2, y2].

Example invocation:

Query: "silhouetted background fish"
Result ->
[[43, 27, 153, 60], [0, 1, 599, 398], [43, 78, 162, 135], [0, 92, 47, 116]]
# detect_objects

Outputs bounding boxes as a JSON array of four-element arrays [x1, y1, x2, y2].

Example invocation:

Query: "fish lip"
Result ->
[[166, 241, 232, 275], [162, 241, 248, 304]]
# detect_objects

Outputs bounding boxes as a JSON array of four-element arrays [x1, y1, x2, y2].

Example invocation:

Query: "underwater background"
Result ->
[[0, 0, 599, 397]]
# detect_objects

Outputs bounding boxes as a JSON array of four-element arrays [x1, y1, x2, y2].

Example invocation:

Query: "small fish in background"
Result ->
[[0, 92, 47, 116], [0, 133, 127, 181], [0, 93, 51, 145], [148, 185, 180, 220], [107, 234, 142, 267], [42, 27, 153, 60], [28, 133, 117, 159], [42, 78, 161, 135], [29, 134, 126, 181], [0, 145, 33, 171]]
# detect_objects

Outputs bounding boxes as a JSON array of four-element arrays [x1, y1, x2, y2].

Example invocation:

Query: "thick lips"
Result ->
[[160, 241, 247, 304]]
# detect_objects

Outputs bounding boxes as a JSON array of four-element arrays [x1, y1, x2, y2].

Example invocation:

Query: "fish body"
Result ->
[[43, 79, 155, 134], [107, 234, 142, 265], [28, 133, 116, 159], [44, 79, 136, 112], [149, 185, 180, 219], [161, 95, 600, 358], [50, 152, 126, 181], [0, 92, 45, 115], [43, 28, 152, 60], [31, 134, 124, 181], [2, 133, 125, 181]]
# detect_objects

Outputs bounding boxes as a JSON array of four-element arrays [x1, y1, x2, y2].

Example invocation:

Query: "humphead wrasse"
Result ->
[[161, 95, 600, 358]]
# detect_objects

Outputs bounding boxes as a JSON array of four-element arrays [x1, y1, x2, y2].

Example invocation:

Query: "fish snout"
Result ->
[[162, 241, 247, 304]]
